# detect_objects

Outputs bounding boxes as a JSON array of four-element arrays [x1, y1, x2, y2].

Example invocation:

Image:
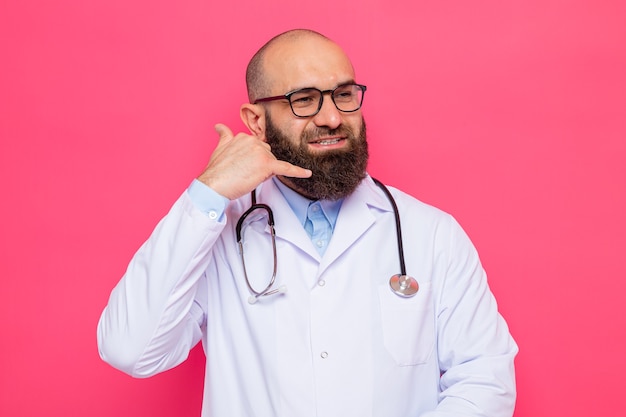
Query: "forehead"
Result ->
[[263, 36, 356, 93]]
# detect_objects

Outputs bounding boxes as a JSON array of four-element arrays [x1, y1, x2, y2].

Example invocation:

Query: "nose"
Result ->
[[312, 93, 342, 130]]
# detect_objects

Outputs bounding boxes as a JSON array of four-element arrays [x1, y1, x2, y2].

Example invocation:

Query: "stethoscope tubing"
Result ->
[[236, 177, 416, 302], [371, 178, 408, 277], [235, 198, 279, 301]]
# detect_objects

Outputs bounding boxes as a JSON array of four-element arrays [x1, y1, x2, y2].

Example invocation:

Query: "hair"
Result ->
[[245, 29, 331, 102]]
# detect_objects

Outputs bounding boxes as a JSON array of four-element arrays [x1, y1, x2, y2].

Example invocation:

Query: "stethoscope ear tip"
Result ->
[[248, 295, 259, 305]]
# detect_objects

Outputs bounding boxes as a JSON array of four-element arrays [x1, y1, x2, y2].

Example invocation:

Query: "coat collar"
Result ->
[[255, 175, 393, 270]]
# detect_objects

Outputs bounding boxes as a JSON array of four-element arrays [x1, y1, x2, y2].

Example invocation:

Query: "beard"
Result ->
[[265, 114, 369, 201]]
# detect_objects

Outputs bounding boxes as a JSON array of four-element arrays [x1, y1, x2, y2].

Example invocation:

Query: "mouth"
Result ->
[[308, 136, 346, 147]]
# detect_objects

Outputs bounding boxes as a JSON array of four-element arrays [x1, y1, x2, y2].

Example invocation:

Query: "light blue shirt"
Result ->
[[273, 178, 342, 256]]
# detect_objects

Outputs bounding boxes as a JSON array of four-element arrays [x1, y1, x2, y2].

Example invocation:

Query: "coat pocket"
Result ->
[[377, 281, 435, 366]]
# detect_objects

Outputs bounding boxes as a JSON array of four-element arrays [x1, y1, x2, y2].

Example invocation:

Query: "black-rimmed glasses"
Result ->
[[254, 83, 367, 117]]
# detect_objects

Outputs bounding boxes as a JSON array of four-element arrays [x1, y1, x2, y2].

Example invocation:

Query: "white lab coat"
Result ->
[[98, 176, 517, 417]]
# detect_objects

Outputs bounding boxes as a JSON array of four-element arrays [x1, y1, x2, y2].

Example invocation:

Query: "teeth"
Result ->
[[318, 139, 340, 145]]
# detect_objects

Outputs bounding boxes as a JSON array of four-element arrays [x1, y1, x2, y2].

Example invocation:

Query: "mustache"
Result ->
[[300, 125, 355, 142]]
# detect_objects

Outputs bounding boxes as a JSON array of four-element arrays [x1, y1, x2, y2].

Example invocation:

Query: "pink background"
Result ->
[[1, 1, 625, 416]]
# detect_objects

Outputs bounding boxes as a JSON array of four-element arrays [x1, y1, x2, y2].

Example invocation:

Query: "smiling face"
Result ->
[[247, 30, 368, 200]]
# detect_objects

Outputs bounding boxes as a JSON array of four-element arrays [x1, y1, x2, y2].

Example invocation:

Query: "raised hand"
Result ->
[[196, 123, 311, 200]]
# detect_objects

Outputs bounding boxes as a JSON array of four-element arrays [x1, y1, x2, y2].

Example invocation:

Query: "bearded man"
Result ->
[[98, 29, 517, 417]]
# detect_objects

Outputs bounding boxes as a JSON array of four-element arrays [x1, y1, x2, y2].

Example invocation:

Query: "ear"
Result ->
[[240, 103, 266, 139]]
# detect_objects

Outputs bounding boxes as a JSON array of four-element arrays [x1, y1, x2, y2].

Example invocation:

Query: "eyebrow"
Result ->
[[287, 79, 357, 93]]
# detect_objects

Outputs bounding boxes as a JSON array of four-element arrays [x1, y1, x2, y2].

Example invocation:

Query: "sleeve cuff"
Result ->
[[187, 179, 229, 221]]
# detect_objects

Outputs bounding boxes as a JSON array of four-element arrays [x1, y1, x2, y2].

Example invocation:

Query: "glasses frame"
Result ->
[[253, 83, 367, 117]]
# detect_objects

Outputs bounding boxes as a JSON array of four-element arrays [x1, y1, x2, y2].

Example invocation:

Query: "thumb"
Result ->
[[214, 123, 234, 141]]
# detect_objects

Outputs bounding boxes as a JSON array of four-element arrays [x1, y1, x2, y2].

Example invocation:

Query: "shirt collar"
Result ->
[[272, 177, 343, 230]]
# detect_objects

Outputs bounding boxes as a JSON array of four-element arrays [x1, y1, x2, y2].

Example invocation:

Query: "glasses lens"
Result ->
[[332, 84, 364, 112], [289, 88, 322, 117], [287, 84, 365, 117]]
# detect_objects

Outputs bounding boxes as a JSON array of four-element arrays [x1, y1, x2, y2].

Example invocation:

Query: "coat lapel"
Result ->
[[319, 177, 392, 274]]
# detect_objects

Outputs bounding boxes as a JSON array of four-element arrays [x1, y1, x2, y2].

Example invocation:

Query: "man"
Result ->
[[98, 29, 517, 416]]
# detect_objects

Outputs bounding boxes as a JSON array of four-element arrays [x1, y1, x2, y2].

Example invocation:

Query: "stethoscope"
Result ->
[[236, 178, 419, 304]]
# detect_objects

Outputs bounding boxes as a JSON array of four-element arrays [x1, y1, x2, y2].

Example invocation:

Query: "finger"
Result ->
[[214, 123, 234, 142], [273, 161, 312, 179]]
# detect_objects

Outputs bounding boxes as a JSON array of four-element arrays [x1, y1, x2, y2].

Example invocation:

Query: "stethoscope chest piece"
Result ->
[[389, 274, 419, 297]]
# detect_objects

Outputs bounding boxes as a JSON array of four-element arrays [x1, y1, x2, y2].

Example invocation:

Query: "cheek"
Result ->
[[344, 113, 365, 135], [288, 120, 311, 138], [271, 112, 307, 142]]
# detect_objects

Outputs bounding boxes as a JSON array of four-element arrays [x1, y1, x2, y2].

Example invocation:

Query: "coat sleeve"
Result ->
[[96, 191, 226, 377], [424, 216, 518, 417]]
